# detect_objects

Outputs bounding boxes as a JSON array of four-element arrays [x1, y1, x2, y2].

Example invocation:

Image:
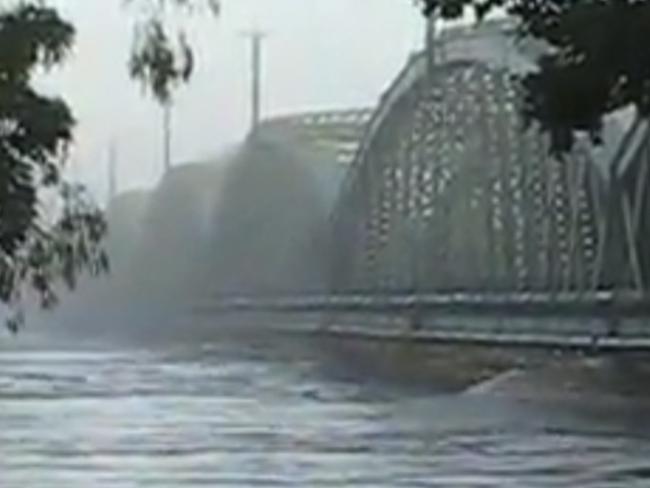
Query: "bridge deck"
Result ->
[[199, 291, 650, 316], [313, 326, 650, 354], [194, 291, 650, 353]]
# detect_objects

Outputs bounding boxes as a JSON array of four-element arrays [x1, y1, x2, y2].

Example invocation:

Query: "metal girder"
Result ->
[[326, 53, 649, 306]]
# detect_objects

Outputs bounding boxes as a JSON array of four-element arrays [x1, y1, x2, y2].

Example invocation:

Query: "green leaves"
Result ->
[[126, 0, 219, 105], [0, 3, 74, 82], [420, 0, 650, 153], [129, 19, 194, 104], [0, 2, 107, 331], [419, 0, 507, 19]]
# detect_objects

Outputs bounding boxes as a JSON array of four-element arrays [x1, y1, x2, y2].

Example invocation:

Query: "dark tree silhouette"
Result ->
[[0, 3, 107, 331], [127, 0, 219, 103], [0, 0, 220, 332], [420, 0, 650, 153]]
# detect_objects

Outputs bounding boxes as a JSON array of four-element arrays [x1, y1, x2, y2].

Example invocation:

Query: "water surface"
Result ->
[[1, 337, 650, 487]]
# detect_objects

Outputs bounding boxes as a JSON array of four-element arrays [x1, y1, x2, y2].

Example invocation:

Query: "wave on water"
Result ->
[[464, 368, 525, 396]]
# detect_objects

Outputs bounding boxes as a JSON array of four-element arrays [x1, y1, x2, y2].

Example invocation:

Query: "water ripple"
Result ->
[[1, 347, 649, 487]]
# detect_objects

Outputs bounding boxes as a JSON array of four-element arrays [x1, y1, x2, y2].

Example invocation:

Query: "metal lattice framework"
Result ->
[[196, 23, 650, 347], [328, 53, 650, 302], [256, 109, 374, 164]]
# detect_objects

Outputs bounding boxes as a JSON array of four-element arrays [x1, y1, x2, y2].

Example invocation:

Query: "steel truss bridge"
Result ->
[[254, 108, 374, 164], [205, 22, 650, 350]]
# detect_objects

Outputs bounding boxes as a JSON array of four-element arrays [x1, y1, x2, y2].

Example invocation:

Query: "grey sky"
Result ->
[[37, 1, 425, 203]]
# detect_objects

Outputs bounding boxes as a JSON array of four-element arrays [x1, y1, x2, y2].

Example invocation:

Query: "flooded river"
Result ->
[[2, 333, 650, 487]]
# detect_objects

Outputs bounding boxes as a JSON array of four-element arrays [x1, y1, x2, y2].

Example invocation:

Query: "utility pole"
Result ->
[[163, 102, 172, 173], [242, 30, 266, 133], [108, 140, 118, 204], [425, 10, 438, 76]]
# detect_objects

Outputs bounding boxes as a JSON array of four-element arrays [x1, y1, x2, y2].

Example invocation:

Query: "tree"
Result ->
[[419, 0, 650, 153], [0, 0, 219, 333], [127, 0, 219, 104], [127, 0, 220, 172], [0, 3, 107, 332]]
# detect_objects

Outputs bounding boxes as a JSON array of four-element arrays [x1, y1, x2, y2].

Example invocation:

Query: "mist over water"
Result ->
[[47, 121, 344, 341]]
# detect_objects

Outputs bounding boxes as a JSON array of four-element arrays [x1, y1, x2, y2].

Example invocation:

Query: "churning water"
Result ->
[[2, 333, 650, 487]]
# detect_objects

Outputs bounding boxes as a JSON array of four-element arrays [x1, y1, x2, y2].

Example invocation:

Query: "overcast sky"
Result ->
[[35, 0, 425, 203]]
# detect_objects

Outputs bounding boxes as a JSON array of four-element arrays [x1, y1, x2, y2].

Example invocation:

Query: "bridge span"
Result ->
[[198, 21, 650, 352], [323, 21, 650, 322]]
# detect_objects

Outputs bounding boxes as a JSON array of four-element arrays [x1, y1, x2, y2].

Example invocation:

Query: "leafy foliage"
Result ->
[[0, 3, 107, 332], [129, 19, 193, 104], [127, 0, 219, 104], [420, 0, 650, 153]]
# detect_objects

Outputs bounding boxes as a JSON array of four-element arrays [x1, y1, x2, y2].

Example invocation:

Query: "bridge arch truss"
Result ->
[[328, 54, 650, 302]]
